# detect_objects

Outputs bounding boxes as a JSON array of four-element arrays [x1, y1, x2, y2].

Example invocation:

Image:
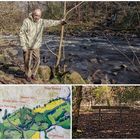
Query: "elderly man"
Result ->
[[19, 8, 66, 82]]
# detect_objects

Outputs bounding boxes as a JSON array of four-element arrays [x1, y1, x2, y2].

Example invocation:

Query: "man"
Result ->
[[19, 8, 66, 82]]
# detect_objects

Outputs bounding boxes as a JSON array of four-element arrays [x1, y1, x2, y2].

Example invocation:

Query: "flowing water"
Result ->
[[1, 34, 140, 84]]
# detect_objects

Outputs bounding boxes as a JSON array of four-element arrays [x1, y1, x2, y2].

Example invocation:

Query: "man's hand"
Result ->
[[61, 19, 67, 25], [22, 46, 27, 52]]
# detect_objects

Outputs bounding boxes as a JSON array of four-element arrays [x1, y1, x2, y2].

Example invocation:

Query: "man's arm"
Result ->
[[43, 19, 66, 28], [19, 19, 28, 51]]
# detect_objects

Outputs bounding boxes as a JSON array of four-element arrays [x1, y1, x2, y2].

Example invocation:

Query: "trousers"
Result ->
[[23, 49, 40, 77]]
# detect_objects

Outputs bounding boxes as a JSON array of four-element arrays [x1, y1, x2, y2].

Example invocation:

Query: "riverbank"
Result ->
[[0, 27, 140, 84]]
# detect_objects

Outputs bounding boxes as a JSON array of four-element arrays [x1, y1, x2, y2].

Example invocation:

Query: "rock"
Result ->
[[83, 46, 88, 49], [112, 72, 118, 76], [11, 66, 20, 71], [14, 69, 25, 78], [111, 66, 121, 72], [94, 79, 102, 84], [63, 71, 86, 84], [110, 79, 117, 84], [8, 66, 19, 74], [0, 54, 7, 64], [0, 70, 5, 75], [49, 77, 60, 84], [120, 64, 127, 69], [2, 64, 9, 70], [90, 58, 98, 64], [0, 74, 16, 84], [8, 48, 18, 56], [37, 65, 51, 81], [112, 64, 128, 72], [101, 74, 111, 84], [92, 69, 110, 84]]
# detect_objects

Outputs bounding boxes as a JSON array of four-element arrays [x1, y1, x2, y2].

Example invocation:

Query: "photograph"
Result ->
[[0, 1, 139, 84], [0, 85, 71, 139], [1, 1, 140, 140], [72, 85, 140, 138]]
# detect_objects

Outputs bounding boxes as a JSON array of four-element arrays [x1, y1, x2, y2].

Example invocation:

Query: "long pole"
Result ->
[[55, 1, 67, 67], [55, 2, 84, 68]]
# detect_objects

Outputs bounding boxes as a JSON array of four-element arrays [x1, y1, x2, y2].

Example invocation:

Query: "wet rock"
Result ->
[[120, 64, 127, 69], [94, 79, 102, 84], [14, 69, 25, 78], [37, 65, 51, 81], [87, 75, 93, 84], [111, 66, 121, 72], [90, 58, 98, 64], [96, 57, 104, 64], [110, 79, 117, 84], [112, 72, 118, 76], [101, 75, 111, 84], [63, 71, 86, 84], [83, 46, 89, 50], [92, 69, 110, 84], [112, 64, 128, 73]]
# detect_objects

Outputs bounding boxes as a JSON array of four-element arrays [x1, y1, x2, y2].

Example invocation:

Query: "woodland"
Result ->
[[72, 86, 140, 138]]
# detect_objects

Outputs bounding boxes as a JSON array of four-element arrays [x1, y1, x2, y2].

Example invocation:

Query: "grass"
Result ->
[[24, 130, 36, 139], [33, 99, 65, 113], [51, 102, 70, 120]]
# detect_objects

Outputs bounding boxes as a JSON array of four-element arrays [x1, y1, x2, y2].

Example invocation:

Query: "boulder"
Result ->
[[37, 65, 51, 81], [8, 66, 19, 74], [0, 70, 5, 75], [8, 48, 18, 56], [0, 54, 7, 64], [63, 71, 86, 84], [49, 77, 61, 84]]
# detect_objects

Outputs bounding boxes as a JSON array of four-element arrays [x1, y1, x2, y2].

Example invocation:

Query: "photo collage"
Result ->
[[0, 1, 140, 139]]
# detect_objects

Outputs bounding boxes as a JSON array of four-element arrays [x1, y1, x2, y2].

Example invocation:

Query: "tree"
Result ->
[[72, 86, 82, 131]]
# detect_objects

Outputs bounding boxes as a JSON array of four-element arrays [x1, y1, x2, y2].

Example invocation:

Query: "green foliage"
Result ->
[[91, 86, 112, 105], [24, 130, 36, 139], [57, 118, 70, 129], [3, 129, 22, 139], [48, 115, 56, 124], [116, 87, 140, 104], [0, 123, 6, 138], [82, 86, 140, 107], [19, 107, 33, 125]]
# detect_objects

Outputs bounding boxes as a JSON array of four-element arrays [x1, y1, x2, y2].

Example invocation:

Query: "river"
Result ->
[[0, 34, 140, 84]]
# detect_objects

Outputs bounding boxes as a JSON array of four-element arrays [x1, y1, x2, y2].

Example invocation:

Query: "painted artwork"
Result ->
[[0, 86, 71, 139]]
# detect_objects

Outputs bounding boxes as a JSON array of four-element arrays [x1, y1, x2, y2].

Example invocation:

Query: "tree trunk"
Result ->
[[72, 86, 82, 132]]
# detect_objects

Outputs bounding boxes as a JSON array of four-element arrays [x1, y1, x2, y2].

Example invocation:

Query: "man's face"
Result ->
[[32, 10, 41, 22]]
